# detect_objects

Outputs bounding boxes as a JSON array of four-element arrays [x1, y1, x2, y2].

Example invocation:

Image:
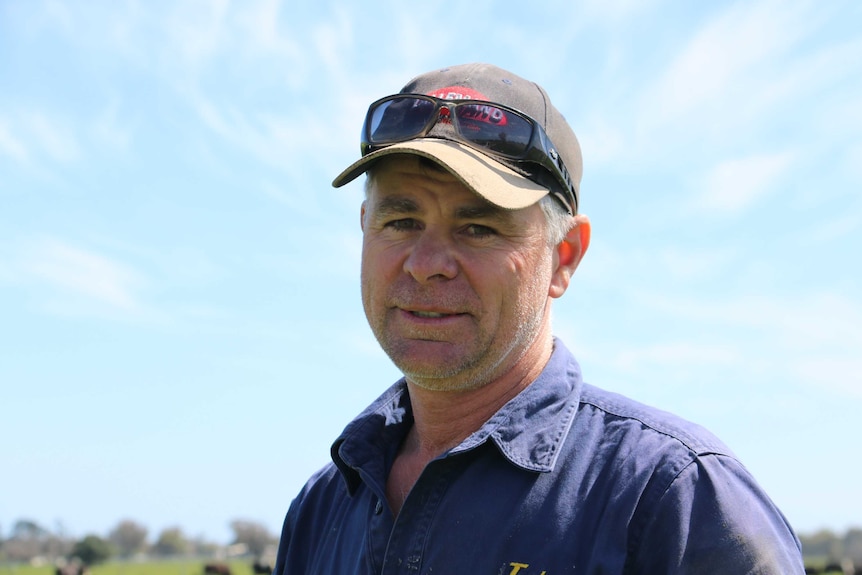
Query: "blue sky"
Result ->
[[2, 0, 860, 545]]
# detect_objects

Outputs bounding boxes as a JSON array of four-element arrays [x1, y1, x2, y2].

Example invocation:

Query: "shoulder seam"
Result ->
[[579, 386, 732, 457]]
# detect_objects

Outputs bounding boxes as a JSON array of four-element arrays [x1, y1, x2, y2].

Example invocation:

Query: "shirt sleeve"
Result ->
[[273, 497, 299, 575], [628, 453, 805, 574]]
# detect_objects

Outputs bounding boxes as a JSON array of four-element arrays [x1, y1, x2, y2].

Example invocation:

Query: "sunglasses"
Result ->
[[361, 94, 577, 215]]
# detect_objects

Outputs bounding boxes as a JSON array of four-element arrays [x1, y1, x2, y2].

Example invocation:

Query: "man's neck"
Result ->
[[405, 334, 554, 460], [385, 336, 553, 516]]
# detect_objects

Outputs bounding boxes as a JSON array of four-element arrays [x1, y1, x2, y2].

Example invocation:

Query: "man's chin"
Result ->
[[383, 340, 475, 385]]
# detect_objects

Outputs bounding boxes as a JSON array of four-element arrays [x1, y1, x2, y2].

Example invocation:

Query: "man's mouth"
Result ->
[[410, 310, 454, 318]]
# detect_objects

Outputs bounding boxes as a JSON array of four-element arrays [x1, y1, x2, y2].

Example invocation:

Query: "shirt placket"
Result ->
[[380, 458, 456, 575]]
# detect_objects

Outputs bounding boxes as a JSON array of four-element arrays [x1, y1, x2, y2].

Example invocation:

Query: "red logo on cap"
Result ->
[[428, 86, 488, 101], [428, 86, 509, 126]]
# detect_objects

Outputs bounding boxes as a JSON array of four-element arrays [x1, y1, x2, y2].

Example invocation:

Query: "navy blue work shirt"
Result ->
[[274, 339, 804, 574]]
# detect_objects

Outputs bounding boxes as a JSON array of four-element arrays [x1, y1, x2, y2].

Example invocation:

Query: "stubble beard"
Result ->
[[366, 286, 549, 393]]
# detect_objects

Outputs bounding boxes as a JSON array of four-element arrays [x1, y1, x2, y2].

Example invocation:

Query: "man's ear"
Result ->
[[360, 200, 367, 232], [549, 214, 591, 299]]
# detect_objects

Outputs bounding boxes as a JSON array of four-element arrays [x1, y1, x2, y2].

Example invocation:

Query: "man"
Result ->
[[274, 63, 804, 574]]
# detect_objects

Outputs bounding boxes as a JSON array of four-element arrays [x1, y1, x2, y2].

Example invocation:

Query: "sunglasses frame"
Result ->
[[360, 94, 577, 215]]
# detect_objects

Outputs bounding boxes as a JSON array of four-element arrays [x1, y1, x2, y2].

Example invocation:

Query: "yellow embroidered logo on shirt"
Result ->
[[507, 562, 547, 575]]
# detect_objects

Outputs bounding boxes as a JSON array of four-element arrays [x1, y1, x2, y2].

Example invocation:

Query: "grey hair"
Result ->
[[363, 168, 574, 246], [539, 194, 575, 246]]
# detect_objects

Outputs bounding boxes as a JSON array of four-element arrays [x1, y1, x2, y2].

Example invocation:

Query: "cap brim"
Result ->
[[331, 139, 549, 210]]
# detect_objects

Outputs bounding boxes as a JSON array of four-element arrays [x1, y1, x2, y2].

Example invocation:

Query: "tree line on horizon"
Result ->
[[0, 518, 278, 566], [801, 528, 862, 566], [2, 518, 861, 567]]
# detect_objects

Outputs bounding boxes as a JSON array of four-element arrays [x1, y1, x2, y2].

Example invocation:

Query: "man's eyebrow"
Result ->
[[371, 195, 512, 222], [454, 203, 511, 222], [372, 196, 420, 216]]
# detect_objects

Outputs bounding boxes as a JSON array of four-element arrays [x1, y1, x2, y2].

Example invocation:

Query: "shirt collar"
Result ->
[[332, 338, 583, 492], [451, 338, 583, 472]]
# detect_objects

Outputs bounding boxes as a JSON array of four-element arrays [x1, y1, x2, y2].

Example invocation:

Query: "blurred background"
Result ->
[[1, 0, 860, 553]]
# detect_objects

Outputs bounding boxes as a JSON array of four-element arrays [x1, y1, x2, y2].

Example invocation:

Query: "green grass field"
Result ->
[[0, 561, 258, 575]]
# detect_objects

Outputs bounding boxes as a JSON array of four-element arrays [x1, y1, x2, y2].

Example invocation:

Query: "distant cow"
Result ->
[[56, 564, 88, 575], [252, 562, 272, 575], [203, 563, 231, 575]]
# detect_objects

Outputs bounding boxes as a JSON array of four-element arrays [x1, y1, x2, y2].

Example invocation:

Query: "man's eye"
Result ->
[[385, 218, 420, 231], [465, 224, 496, 237]]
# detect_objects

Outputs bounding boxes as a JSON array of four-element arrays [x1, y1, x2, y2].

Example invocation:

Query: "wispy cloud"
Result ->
[[693, 151, 795, 215], [566, 288, 862, 403], [635, 290, 862, 397], [236, 0, 296, 55], [0, 112, 81, 168], [17, 237, 149, 318], [847, 144, 862, 179], [93, 99, 133, 153], [643, 1, 815, 127], [621, 0, 851, 171], [163, 0, 229, 72], [612, 341, 741, 373], [191, 95, 342, 179], [0, 119, 30, 163], [805, 210, 862, 244], [311, 5, 355, 76], [579, 242, 740, 291], [29, 113, 81, 163], [795, 356, 862, 399], [656, 246, 738, 282], [576, 0, 662, 23]]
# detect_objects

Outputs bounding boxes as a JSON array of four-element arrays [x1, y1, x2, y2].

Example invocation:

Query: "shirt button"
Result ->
[[375, 500, 383, 515]]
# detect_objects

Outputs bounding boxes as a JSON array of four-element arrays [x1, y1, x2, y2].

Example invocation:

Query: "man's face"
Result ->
[[360, 155, 558, 392]]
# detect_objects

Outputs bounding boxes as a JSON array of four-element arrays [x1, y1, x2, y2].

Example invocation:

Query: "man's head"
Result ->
[[336, 64, 590, 391]]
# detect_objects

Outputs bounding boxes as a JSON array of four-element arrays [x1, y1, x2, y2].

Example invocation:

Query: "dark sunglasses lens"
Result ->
[[453, 103, 533, 158], [368, 97, 436, 143]]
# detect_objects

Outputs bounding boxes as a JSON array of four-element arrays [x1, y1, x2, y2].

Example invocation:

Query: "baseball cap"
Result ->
[[332, 63, 582, 213]]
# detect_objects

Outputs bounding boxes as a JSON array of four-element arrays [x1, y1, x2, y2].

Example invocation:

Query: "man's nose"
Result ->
[[402, 230, 458, 283]]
